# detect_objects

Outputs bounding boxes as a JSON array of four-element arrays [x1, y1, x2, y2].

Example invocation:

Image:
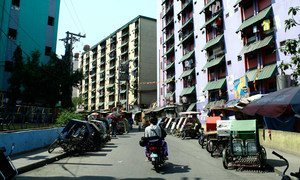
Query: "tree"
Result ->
[[279, 6, 300, 85], [22, 51, 42, 104], [7, 46, 24, 107]]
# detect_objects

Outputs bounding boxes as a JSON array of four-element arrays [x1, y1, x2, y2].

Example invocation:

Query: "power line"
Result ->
[[0, 3, 43, 51], [69, 0, 86, 34], [63, 0, 82, 34]]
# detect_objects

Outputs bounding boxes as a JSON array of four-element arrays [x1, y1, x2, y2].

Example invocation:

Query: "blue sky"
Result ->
[[56, 0, 157, 57]]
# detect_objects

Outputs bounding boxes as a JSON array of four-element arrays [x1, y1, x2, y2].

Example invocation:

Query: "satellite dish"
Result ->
[[83, 45, 90, 51]]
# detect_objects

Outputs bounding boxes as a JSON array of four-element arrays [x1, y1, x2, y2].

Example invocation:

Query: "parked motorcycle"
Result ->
[[272, 151, 300, 180], [147, 139, 166, 172], [0, 145, 18, 180]]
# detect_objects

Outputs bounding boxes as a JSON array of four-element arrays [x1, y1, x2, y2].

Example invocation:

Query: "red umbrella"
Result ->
[[242, 86, 300, 118]]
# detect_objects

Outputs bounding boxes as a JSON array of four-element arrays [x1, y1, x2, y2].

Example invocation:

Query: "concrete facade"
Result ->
[[157, 0, 300, 112], [0, 0, 60, 92], [79, 16, 157, 111]]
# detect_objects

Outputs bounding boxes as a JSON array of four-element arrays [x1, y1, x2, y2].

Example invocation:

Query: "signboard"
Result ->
[[234, 75, 249, 99], [217, 120, 232, 137]]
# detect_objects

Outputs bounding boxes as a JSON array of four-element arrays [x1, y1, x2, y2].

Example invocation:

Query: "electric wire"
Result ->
[[63, 0, 82, 34], [0, 3, 44, 52], [69, 0, 86, 34]]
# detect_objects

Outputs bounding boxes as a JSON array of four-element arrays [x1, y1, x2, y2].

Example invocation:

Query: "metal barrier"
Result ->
[[0, 105, 56, 131]]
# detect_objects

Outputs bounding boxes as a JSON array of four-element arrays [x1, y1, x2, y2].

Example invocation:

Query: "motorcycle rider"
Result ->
[[144, 117, 168, 160]]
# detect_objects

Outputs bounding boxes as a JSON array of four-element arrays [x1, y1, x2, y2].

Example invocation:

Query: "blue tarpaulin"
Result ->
[[263, 115, 296, 131]]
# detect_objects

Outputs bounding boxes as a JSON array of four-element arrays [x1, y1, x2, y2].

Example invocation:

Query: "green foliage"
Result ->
[[7, 46, 24, 106], [6, 48, 83, 108], [280, 6, 300, 85], [55, 110, 83, 126]]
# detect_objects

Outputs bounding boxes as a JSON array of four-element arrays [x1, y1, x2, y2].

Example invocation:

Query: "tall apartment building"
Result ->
[[0, 0, 60, 93], [79, 16, 157, 111], [158, 0, 300, 111]]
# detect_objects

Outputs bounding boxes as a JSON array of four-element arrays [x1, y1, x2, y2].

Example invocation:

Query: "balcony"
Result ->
[[162, 17, 174, 31], [203, 34, 224, 50], [203, 78, 226, 91], [181, 17, 193, 30], [178, 31, 194, 45], [178, 0, 193, 15], [236, 6, 272, 33], [162, 4, 174, 19], [179, 50, 194, 63], [200, 11, 222, 30], [239, 35, 273, 55]]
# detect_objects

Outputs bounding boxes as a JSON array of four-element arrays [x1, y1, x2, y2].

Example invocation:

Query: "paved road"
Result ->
[[16, 129, 279, 179]]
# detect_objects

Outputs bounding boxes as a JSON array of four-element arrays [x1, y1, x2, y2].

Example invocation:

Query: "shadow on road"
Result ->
[[159, 162, 191, 174], [17, 176, 165, 180], [267, 159, 287, 167], [52, 162, 113, 166]]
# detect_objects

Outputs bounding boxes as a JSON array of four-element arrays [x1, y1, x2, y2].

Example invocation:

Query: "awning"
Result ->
[[187, 103, 196, 111], [179, 31, 194, 45], [236, 6, 272, 33], [181, 18, 193, 30], [120, 100, 127, 104], [98, 86, 104, 90], [180, 86, 195, 96], [245, 69, 258, 82], [166, 92, 175, 97], [120, 89, 127, 94], [108, 92, 114, 96], [164, 45, 175, 56], [179, 68, 195, 79], [99, 78, 104, 82], [200, 11, 222, 30], [204, 99, 226, 110], [107, 84, 114, 88], [179, 50, 194, 63], [203, 34, 224, 50], [210, 99, 226, 110], [202, 55, 225, 69], [108, 101, 115, 106], [257, 63, 277, 80], [99, 102, 104, 106], [164, 34, 174, 44], [200, 0, 216, 14], [164, 62, 175, 71], [233, 0, 242, 7], [239, 35, 273, 55], [165, 76, 175, 84], [203, 78, 226, 91]]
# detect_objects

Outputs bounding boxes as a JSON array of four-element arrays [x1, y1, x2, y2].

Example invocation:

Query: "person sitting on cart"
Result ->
[[144, 117, 168, 160]]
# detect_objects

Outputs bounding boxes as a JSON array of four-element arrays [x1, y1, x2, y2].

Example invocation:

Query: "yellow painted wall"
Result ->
[[259, 129, 300, 156]]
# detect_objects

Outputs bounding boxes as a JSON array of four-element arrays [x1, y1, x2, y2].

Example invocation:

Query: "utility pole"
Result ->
[[60, 31, 85, 108]]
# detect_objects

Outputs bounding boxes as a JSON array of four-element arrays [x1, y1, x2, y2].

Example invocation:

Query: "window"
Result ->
[[48, 16, 54, 26], [45, 46, 52, 56], [8, 28, 17, 40], [12, 0, 20, 8]]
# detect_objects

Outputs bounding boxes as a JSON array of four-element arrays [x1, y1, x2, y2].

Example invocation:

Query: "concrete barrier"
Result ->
[[259, 129, 300, 156], [0, 127, 63, 155]]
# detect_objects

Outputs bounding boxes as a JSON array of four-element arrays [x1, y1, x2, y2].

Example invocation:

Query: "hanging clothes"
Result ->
[[261, 19, 271, 31]]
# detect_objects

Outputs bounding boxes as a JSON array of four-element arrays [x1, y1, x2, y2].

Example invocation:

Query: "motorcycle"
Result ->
[[147, 139, 166, 172], [0, 145, 18, 180], [272, 151, 300, 180]]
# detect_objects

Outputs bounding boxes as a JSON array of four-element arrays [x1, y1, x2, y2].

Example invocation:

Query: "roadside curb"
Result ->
[[17, 152, 69, 174]]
